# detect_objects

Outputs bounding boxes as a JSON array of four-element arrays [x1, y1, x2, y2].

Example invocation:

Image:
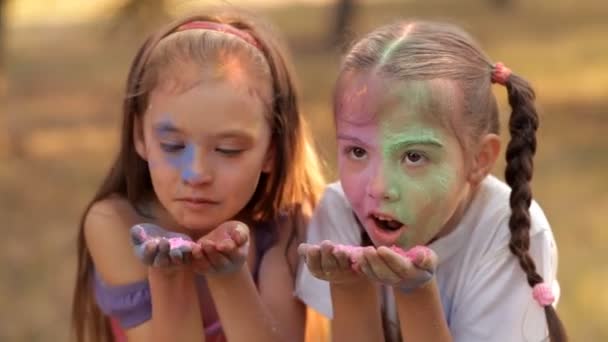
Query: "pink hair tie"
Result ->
[[532, 282, 555, 306], [491, 62, 512, 85], [176, 21, 262, 51]]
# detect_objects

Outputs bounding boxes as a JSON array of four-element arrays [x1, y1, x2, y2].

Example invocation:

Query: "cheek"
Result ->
[[338, 161, 373, 216], [413, 166, 463, 226]]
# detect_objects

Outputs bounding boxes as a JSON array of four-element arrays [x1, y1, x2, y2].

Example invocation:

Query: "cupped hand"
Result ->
[[130, 223, 196, 268], [191, 220, 250, 275], [353, 245, 437, 293], [298, 240, 367, 284]]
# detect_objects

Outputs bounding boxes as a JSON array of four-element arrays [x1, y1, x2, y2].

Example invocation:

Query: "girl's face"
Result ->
[[136, 65, 273, 233], [336, 72, 472, 249]]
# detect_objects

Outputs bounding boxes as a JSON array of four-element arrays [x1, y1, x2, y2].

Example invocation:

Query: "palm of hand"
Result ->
[[352, 245, 437, 292], [191, 220, 250, 275], [298, 240, 366, 284], [130, 223, 196, 267]]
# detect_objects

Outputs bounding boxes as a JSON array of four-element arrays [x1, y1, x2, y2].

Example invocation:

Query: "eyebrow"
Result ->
[[385, 135, 444, 155], [336, 134, 370, 147], [153, 122, 181, 134], [337, 133, 443, 149], [214, 130, 254, 139]]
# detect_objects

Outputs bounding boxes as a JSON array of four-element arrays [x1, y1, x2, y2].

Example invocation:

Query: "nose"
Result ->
[[366, 163, 399, 202], [178, 145, 213, 186]]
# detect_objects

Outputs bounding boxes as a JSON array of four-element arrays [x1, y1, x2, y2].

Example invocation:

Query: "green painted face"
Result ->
[[337, 75, 471, 249]]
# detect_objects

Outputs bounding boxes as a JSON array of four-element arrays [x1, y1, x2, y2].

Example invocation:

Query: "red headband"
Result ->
[[176, 21, 262, 51], [491, 62, 511, 86]]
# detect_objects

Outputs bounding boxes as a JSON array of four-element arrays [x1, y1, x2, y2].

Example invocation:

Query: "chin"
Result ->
[[178, 216, 219, 232]]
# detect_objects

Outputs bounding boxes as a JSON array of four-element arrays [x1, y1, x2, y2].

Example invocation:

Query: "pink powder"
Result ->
[[391, 245, 431, 262], [334, 244, 365, 272], [168, 237, 193, 249]]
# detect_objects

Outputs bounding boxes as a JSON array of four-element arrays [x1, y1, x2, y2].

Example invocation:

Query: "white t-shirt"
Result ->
[[295, 175, 560, 342]]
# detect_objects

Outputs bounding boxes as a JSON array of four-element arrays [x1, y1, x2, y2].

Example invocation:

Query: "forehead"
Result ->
[[146, 78, 268, 134], [335, 71, 462, 133]]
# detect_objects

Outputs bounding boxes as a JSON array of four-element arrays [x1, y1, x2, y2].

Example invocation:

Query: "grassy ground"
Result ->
[[1, 0, 607, 340]]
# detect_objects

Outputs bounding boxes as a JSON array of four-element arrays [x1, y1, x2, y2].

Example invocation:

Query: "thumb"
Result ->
[[226, 221, 250, 247]]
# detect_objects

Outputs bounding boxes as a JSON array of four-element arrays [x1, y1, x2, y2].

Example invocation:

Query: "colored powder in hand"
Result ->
[[168, 237, 193, 249], [392, 245, 429, 262], [390, 245, 409, 258], [334, 244, 365, 272]]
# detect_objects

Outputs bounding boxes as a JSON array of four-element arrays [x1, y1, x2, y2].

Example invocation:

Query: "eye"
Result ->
[[347, 146, 367, 160], [402, 151, 427, 166], [216, 147, 244, 156], [160, 142, 185, 153]]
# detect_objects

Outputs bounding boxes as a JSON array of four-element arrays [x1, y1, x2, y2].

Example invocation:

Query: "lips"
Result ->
[[366, 211, 407, 244], [176, 197, 220, 209]]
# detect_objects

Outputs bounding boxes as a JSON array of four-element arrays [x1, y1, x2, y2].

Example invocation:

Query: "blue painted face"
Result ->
[[137, 75, 273, 233]]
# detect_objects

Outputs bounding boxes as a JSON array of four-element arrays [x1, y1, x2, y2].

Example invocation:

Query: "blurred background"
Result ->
[[0, 0, 606, 340]]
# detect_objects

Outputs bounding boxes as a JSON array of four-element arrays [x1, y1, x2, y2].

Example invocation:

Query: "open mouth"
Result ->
[[371, 213, 405, 231]]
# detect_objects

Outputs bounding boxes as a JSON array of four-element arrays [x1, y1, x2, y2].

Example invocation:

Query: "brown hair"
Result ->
[[71, 10, 325, 342], [334, 21, 567, 342]]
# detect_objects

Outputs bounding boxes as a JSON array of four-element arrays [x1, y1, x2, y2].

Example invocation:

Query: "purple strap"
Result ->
[[93, 272, 151, 329], [92, 220, 277, 330]]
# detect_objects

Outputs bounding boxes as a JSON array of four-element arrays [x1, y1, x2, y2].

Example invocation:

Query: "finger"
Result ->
[[358, 247, 381, 281], [191, 243, 203, 259], [297, 243, 313, 258], [408, 246, 437, 272], [179, 245, 193, 264], [332, 247, 351, 270], [364, 247, 401, 284], [202, 240, 231, 272], [217, 240, 247, 265], [377, 246, 416, 279], [154, 239, 171, 267], [130, 224, 147, 246], [305, 246, 322, 273], [320, 241, 339, 272], [141, 240, 158, 265], [228, 222, 250, 247], [216, 237, 236, 253], [192, 248, 212, 272], [169, 248, 184, 266], [136, 223, 166, 238]]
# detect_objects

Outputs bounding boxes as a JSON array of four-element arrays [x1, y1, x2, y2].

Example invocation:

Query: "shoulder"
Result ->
[[307, 181, 361, 245], [320, 181, 351, 209], [451, 175, 559, 278], [85, 195, 148, 285], [315, 181, 355, 225], [473, 175, 553, 251]]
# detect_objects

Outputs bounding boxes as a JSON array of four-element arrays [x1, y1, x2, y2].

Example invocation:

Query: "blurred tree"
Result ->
[[328, 0, 357, 49], [0, 0, 13, 158], [491, 0, 515, 9], [109, 0, 169, 36]]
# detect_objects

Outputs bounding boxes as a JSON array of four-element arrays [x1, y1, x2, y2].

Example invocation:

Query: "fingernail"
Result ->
[[235, 223, 246, 235]]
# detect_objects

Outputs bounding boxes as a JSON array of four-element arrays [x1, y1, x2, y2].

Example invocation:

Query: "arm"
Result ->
[[85, 198, 204, 342], [299, 242, 385, 342], [355, 245, 451, 342], [331, 280, 384, 342], [206, 264, 286, 342], [393, 279, 451, 342], [147, 267, 203, 342], [194, 221, 296, 342]]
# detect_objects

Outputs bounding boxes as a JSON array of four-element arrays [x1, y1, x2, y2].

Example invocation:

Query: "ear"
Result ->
[[468, 133, 501, 185], [133, 115, 148, 161], [262, 144, 275, 173]]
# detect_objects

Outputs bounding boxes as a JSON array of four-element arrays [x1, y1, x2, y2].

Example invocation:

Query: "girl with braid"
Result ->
[[297, 21, 567, 341]]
